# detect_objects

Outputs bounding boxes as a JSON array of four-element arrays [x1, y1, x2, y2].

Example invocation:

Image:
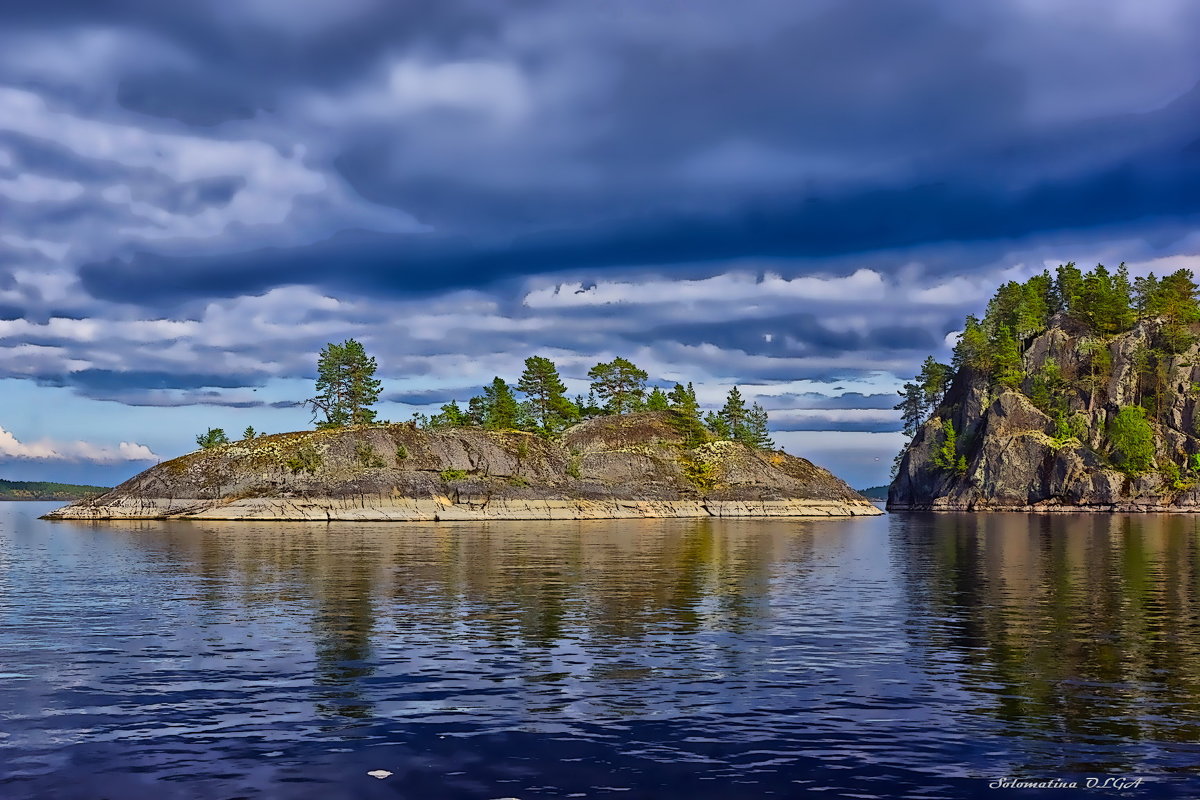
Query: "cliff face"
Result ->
[[889, 317, 1200, 511], [45, 412, 880, 521]]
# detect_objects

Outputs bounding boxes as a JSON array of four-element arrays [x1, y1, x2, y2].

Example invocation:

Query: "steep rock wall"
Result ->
[[889, 318, 1200, 511]]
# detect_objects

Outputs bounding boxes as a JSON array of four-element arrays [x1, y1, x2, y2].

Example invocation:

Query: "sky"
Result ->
[[2, 0, 1200, 489]]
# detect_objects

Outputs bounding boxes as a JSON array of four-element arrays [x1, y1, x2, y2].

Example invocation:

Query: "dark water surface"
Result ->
[[2, 503, 1200, 799]]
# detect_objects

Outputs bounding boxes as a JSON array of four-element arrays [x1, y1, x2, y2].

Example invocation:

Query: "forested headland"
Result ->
[[890, 263, 1200, 511]]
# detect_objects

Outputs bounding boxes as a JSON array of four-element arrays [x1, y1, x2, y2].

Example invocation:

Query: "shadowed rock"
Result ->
[[889, 317, 1200, 512]]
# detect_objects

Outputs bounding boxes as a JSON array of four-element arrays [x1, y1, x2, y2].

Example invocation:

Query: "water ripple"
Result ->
[[2, 505, 1200, 798]]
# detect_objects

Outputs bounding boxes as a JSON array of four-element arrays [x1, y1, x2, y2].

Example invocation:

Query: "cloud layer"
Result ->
[[2, 0, 1199, 486]]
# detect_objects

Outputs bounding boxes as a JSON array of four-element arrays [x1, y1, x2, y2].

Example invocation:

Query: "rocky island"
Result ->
[[44, 412, 879, 521], [890, 263, 1200, 512]]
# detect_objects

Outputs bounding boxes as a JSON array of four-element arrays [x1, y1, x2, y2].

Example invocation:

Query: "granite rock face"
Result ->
[[889, 317, 1200, 512], [45, 412, 880, 521]]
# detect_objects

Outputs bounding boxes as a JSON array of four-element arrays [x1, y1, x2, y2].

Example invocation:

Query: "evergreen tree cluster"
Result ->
[[424, 356, 775, 449], [952, 263, 1200, 380], [894, 262, 1200, 478], [197, 343, 777, 452]]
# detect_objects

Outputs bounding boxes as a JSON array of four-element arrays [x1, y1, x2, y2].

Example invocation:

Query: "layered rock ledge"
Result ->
[[45, 412, 880, 521]]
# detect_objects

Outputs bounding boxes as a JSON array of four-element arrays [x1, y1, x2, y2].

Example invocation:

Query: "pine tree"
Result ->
[[307, 339, 383, 428], [1112, 263, 1136, 331], [917, 357, 951, 414], [645, 387, 670, 411], [718, 386, 748, 440], [704, 411, 730, 439], [429, 400, 469, 428], [587, 357, 648, 414], [477, 377, 521, 430], [1153, 269, 1200, 353], [466, 395, 488, 426], [1027, 270, 1056, 316], [1054, 262, 1084, 316], [953, 315, 991, 373], [931, 420, 965, 474], [242, 426, 257, 440], [895, 382, 925, 437], [667, 382, 707, 446], [517, 356, 577, 434], [743, 402, 774, 449], [196, 427, 229, 449], [574, 393, 603, 420], [1133, 272, 1160, 315], [1153, 269, 1200, 322], [992, 326, 1023, 389], [667, 382, 699, 416]]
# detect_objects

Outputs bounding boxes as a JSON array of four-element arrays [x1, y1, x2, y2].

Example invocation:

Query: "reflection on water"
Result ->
[[892, 513, 1200, 776], [1, 504, 1199, 798]]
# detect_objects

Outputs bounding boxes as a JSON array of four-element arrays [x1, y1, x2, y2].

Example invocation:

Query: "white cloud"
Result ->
[[0, 85, 407, 243], [0, 27, 190, 88], [523, 269, 887, 308], [0, 234, 70, 261], [304, 58, 532, 127], [771, 408, 898, 425], [0, 173, 85, 204], [0, 317, 200, 344], [0, 425, 158, 463]]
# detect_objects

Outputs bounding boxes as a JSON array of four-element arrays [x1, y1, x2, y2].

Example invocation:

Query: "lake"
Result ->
[[2, 502, 1198, 799]]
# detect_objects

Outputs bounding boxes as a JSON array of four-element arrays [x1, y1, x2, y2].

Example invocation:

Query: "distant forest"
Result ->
[[0, 478, 108, 501]]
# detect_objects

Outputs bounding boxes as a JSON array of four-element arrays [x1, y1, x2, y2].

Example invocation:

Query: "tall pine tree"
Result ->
[[742, 403, 774, 449], [307, 339, 382, 428], [717, 386, 748, 439], [667, 382, 707, 446], [587, 357, 648, 414], [468, 377, 522, 430], [517, 356, 577, 434]]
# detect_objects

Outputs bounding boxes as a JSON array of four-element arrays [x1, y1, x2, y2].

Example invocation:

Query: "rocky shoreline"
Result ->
[[45, 412, 880, 521]]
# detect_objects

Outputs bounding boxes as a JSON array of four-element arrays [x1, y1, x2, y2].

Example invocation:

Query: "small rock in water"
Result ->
[[367, 770, 393, 779]]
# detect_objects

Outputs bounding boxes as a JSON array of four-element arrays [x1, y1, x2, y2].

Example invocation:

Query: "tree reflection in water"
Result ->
[[892, 512, 1200, 772], [95, 518, 801, 724]]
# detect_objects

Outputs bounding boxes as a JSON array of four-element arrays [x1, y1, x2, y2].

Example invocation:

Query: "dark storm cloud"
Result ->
[[644, 316, 941, 358], [4, 0, 1200, 426], [384, 388, 476, 406], [78, 132, 1200, 306], [12, 0, 539, 121], [47, 369, 268, 392], [0, 0, 1190, 311], [79, 391, 267, 408]]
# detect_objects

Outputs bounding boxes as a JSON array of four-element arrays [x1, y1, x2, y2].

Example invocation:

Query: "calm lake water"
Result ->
[[2, 502, 1199, 799]]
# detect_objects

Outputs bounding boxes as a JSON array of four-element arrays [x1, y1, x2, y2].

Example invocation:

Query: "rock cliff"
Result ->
[[46, 412, 880, 521], [889, 316, 1200, 511]]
